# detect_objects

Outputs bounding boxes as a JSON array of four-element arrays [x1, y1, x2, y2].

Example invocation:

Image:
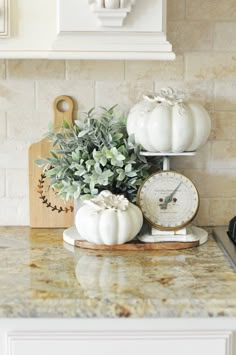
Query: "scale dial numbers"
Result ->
[[137, 171, 199, 231]]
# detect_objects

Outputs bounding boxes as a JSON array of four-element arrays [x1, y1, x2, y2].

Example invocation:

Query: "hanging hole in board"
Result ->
[[57, 100, 70, 113]]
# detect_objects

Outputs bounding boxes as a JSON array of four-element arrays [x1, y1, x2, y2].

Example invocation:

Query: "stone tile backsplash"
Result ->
[[1, 0, 236, 226]]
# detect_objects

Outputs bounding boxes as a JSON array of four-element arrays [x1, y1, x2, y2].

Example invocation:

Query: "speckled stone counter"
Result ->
[[0, 226, 236, 318]]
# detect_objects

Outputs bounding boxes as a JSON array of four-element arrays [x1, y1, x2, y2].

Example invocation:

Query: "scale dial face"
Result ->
[[137, 171, 199, 231]]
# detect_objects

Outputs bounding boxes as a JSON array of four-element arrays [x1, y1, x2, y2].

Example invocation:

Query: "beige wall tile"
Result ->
[[66, 60, 125, 80], [211, 141, 236, 169], [0, 81, 35, 111], [168, 21, 213, 51], [182, 169, 236, 198], [0, 197, 29, 225], [95, 81, 154, 113], [214, 82, 236, 111], [210, 112, 236, 140], [6, 169, 28, 198], [167, 0, 186, 20], [155, 80, 214, 111], [7, 60, 65, 80], [214, 23, 236, 51], [7, 109, 53, 143], [126, 55, 184, 80], [0, 60, 6, 79], [171, 144, 211, 170], [37, 80, 95, 113], [0, 140, 28, 169], [186, 0, 236, 20], [0, 170, 5, 197], [194, 198, 210, 227], [208, 199, 236, 226], [186, 53, 236, 81]]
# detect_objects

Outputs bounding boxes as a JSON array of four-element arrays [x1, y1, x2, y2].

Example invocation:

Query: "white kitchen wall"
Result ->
[[1, 0, 236, 226]]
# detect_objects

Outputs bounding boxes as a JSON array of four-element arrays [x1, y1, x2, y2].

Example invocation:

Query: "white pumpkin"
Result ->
[[75, 191, 143, 245], [127, 89, 211, 153]]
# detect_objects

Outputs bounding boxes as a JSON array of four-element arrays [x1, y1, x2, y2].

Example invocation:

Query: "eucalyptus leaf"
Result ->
[[78, 130, 89, 138], [35, 159, 47, 167], [118, 171, 126, 181], [62, 119, 70, 129]]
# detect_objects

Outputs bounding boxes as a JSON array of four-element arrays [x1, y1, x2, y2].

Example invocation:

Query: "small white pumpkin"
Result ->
[[127, 88, 211, 153], [75, 191, 143, 245]]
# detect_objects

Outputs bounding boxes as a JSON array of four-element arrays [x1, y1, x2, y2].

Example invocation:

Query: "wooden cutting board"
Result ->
[[29, 95, 75, 228]]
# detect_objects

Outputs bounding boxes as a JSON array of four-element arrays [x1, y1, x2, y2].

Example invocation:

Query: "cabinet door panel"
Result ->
[[8, 332, 232, 355]]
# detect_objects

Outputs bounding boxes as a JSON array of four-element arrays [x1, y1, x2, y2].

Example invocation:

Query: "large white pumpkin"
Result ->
[[127, 89, 211, 153], [75, 191, 143, 245]]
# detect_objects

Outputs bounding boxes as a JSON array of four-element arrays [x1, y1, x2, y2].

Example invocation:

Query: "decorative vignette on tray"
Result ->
[[35, 88, 211, 249]]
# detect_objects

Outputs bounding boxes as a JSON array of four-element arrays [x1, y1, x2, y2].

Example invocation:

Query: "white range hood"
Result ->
[[0, 0, 175, 60]]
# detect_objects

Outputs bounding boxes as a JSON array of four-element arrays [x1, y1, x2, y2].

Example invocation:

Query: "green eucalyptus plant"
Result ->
[[36, 106, 151, 202]]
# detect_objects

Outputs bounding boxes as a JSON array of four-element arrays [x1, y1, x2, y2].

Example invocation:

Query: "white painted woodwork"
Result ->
[[55, 0, 175, 59], [6, 331, 232, 355], [91, 7, 131, 27], [90, 0, 135, 27], [0, 0, 9, 36], [0, 319, 235, 355], [0, 0, 175, 59], [0, 0, 57, 56]]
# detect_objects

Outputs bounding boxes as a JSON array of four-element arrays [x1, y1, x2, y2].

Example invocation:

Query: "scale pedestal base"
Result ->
[[138, 225, 208, 245]]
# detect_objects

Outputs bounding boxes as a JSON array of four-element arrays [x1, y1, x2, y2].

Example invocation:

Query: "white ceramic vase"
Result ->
[[104, 0, 120, 9]]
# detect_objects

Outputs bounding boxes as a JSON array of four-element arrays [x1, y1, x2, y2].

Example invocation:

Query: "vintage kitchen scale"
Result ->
[[136, 152, 208, 246], [64, 152, 208, 250]]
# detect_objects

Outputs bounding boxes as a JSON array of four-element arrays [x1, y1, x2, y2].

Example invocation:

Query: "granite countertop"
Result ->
[[0, 226, 236, 318]]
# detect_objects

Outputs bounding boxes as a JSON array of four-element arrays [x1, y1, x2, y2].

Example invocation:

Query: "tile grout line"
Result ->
[[4, 168, 6, 198], [5, 59, 8, 79], [34, 81, 38, 109], [65, 60, 68, 80], [4, 111, 8, 138], [124, 60, 127, 80]]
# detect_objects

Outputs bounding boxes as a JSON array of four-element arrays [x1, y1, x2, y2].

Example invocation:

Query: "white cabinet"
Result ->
[[0, 319, 235, 355], [0, 0, 57, 58], [0, 0, 10, 37], [0, 0, 175, 59], [6, 331, 233, 355]]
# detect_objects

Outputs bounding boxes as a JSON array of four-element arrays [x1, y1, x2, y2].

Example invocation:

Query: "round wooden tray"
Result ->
[[63, 226, 208, 250], [74, 239, 199, 250]]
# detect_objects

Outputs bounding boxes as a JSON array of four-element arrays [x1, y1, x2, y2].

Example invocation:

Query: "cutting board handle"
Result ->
[[53, 95, 74, 131]]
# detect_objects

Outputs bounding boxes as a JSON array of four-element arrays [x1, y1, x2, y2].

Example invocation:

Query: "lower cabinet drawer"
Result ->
[[7, 331, 233, 355]]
